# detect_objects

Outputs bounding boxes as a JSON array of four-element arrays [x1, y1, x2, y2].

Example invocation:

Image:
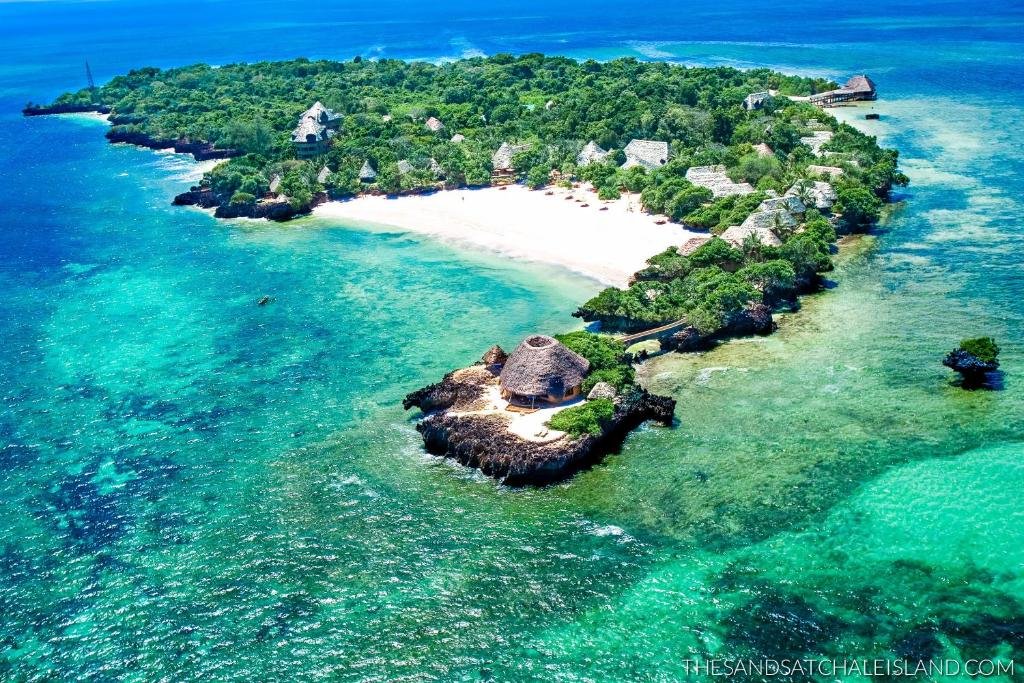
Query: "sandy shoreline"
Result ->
[[314, 184, 703, 287]]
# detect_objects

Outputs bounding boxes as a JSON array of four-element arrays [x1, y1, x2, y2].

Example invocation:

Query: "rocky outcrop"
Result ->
[[943, 350, 1000, 388], [213, 200, 306, 221], [105, 127, 241, 162], [660, 303, 775, 352], [727, 302, 776, 336], [402, 366, 494, 413], [174, 188, 325, 221], [661, 326, 705, 352], [410, 387, 675, 486], [172, 186, 219, 209], [22, 103, 111, 116]]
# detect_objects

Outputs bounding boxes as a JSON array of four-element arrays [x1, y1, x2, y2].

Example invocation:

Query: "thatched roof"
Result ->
[[685, 165, 756, 198], [429, 158, 444, 178], [753, 143, 774, 157], [807, 164, 844, 179], [499, 335, 590, 397], [741, 209, 799, 231], [622, 139, 669, 170], [786, 180, 836, 210], [679, 235, 713, 256], [317, 165, 332, 184], [359, 160, 377, 181], [743, 92, 771, 110], [492, 142, 530, 170], [268, 174, 281, 193], [396, 159, 414, 175], [577, 141, 609, 166], [800, 131, 833, 156], [451, 133, 466, 143], [302, 101, 341, 126], [425, 116, 445, 132], [721, 224, 784, 249], [291, 116, 326, 143], [757, 195, 806, 215], [845, 74, 876, 95], [587, 382, 617, 400], [480, 345, 507, 366]]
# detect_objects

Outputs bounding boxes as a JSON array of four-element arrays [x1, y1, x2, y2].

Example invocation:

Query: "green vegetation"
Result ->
[[41, 54, 903, 338], [576, 212, 841, 335], [43, 55, 899, 213], [547, 399, 615, 437], [958, 337, 1000, 364], [554, 331, 635, 392], [683, 192, 767, 232]]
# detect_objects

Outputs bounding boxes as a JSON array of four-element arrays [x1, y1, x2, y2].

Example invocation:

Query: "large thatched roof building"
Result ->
[[685, 165, 756, 198], [621, 139, 669, 170], [499, 335, 590, 405], [291, 102, 341, 159]]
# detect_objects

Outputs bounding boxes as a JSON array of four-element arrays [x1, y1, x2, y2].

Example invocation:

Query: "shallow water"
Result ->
[[2, 1, 1024, 680]]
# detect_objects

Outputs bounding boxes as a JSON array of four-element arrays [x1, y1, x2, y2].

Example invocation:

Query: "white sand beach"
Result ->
[[314, 184, 704, 287]]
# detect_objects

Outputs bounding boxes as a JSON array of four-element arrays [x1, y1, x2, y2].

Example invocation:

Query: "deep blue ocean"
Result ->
[[2, 1, 1024, 680]]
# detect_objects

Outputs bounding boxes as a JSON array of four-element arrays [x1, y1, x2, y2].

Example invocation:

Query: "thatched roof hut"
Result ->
[[845, 74, 877, 98], [359, 160, 377, 182], [753, 143, 774, 157], [800, 131, 833, 156], [499, 335, 590, 404], [685, 165, 756, 198], [577, 141, 609, 166], [679, 235, 713, 256], [757, 195, 806, 215], [743, 91, 771, 110], [721, 224, 784, 249], [480, 345, 507, 367], [741, 208, 799, 232], [268, 174, 281, 194], [317, 165, 332, 184], [301, 101, 342, 128], [425, 116, 445, 132], [807, 164, 844, 179], [396, 159, 414, 175], [786, 180, 836, 210], [492, 142, 530, 171], [622, 139, 669, 170], [429, 158, 445, 179], [451, 133, 466, 143]]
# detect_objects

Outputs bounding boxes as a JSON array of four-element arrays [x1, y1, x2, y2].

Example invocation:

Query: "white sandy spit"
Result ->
[[313, 184, 704, 287]]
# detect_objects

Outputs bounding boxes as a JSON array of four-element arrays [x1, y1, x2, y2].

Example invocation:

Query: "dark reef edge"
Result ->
[[403, 367, 675, 487]]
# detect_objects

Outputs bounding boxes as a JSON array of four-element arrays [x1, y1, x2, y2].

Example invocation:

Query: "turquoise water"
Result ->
[[2, 1, 1024, 680]]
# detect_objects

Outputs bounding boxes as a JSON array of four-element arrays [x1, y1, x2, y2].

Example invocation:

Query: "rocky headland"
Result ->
[[403, 349, 675, 486]]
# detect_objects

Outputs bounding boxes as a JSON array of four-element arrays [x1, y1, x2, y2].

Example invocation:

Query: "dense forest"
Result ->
[[39, 54, 906, 341]]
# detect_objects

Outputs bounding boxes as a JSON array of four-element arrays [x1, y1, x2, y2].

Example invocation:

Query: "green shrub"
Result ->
[[554, 331, 635, 391], [835, 185, 882, 232], [597, 182, 621, 201], [689, 237, 743, 270], [959, 337, 999, 363], [229, 191, 255, 205], [548, 399, 615, 437]]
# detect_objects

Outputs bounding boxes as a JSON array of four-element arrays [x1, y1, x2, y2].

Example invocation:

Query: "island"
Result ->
[[944, 337, 1002, 389], [27, 54, 906, 483]]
